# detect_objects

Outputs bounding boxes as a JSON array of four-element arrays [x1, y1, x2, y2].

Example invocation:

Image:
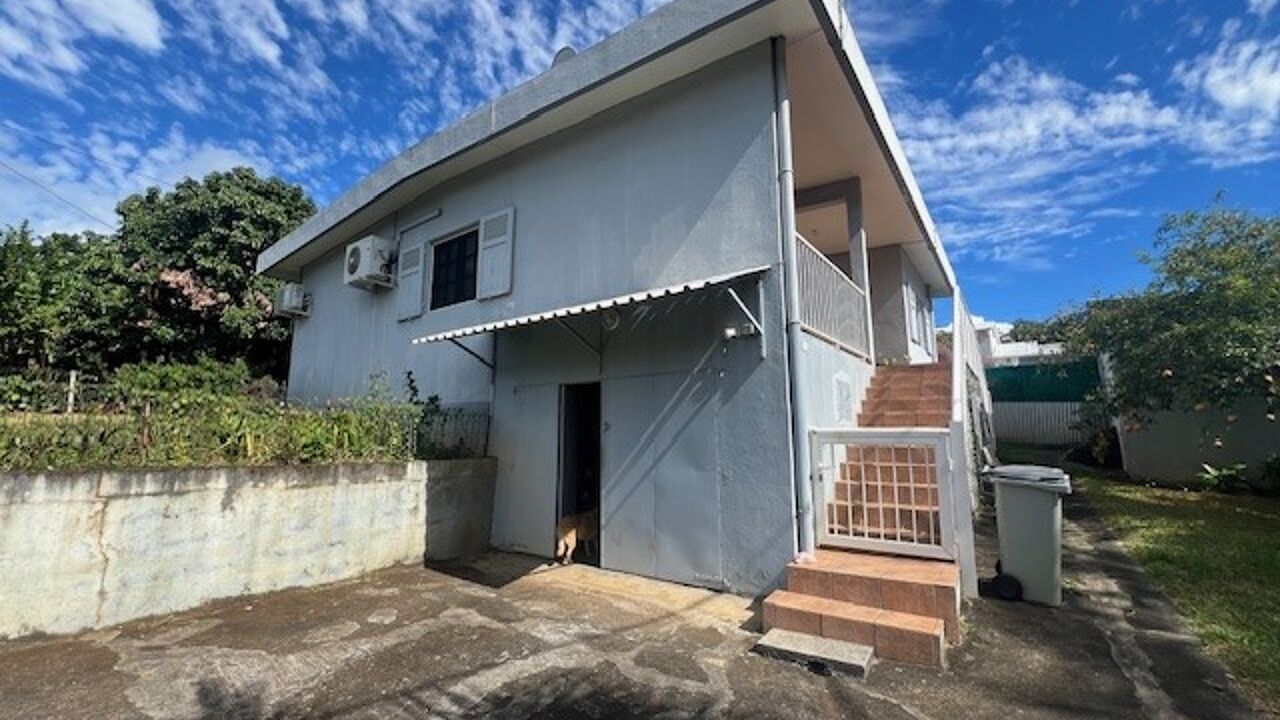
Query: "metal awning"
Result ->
[[412, 265, 770, 345]]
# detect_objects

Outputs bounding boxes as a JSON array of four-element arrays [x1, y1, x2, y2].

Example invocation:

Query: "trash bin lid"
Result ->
[[986, 464, 1071, 494]]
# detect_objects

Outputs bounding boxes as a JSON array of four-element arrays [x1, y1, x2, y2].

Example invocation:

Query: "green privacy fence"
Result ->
[[986, 359, 1101, 403]]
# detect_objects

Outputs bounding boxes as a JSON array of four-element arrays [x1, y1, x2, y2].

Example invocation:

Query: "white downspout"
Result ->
[[773, 37, 815, 556]]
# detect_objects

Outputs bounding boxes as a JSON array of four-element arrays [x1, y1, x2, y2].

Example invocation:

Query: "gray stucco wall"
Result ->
[[869, 245, 935, 365], [288, 43, 778, 407], [869, 246, 907, 363], [0, 461, 494, 639], [1118, 399, 1279, 484], [488, 271, 794, 596]]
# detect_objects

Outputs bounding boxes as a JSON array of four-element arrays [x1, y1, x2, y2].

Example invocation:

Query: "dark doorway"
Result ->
[[559, 382, 601, 566]]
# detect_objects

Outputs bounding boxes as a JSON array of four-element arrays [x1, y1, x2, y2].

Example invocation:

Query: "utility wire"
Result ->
[[0, 157, 116, 231], [1, 120, 169, 186]]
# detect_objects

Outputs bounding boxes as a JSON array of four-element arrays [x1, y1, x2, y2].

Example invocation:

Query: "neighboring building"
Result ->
[[258, 0, 993, 668], [968, 316, 1064, 368]]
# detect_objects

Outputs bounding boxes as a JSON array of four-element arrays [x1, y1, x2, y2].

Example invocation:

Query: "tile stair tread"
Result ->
[[765, 590, 945, 636], [797, 549, 958, 587]]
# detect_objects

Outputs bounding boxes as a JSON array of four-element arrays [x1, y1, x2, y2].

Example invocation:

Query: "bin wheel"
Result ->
[[991, 573, 1023, 602]]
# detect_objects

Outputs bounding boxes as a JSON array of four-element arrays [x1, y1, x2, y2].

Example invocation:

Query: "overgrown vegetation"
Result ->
[[1077, 472, 1280, 714], [0, 361, 482, 471], [0, 168, 314, 380]]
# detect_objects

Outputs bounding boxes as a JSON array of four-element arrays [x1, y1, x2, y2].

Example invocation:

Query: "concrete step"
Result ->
[[763, 590, 945, 668], [786, 550, 959, 643], [752, 628, 874, 678]]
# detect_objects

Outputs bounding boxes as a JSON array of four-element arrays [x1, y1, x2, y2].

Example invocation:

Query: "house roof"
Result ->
[[413, 265, 770, 345], [255, 0, 955, 293]]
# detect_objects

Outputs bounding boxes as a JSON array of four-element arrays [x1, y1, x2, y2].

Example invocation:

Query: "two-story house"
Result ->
[[257, 0, 995, 669]]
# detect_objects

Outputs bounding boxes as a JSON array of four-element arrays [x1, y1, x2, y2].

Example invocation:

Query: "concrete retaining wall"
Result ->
[[0, 459, 496, 639]]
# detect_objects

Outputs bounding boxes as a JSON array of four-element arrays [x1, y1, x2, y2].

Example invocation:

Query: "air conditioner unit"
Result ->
[[274, 282, 310, 318], [344, 235, 397, 290]]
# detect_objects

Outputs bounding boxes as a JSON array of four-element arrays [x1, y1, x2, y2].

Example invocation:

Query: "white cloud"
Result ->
[[846, 0, 948, 52], [0, 0, 163, 94], [1173, 27, 1280, 164], [0, 122, 270, 234], [1248, 0, 1278, 18]]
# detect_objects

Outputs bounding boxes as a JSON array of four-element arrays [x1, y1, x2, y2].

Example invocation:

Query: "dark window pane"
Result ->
[[431, 229, 479, 309]]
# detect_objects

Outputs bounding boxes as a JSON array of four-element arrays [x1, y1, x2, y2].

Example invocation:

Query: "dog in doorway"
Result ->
[[554, 508, 599, 565]]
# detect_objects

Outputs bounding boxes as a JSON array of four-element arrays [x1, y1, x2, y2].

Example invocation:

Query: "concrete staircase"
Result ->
[[759, 363, 961, 672], [762, 549, 960, 669], [858, 363, 951, 428]]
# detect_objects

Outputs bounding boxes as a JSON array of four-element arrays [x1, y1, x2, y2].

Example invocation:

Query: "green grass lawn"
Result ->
[[1004, 447, 1280, 713]]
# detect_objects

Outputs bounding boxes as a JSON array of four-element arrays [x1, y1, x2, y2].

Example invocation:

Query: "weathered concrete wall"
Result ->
[[425, 458, 496, 561], [0, 460, 495, 639], [1118, 399, 1279, 484]]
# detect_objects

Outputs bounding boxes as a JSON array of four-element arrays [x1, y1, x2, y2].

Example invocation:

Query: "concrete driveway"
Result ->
[[0, 494, 1262, 719]]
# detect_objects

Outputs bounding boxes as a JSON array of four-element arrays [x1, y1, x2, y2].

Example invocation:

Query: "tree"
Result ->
[[1070, 207, 1279, 418], [105, 167, 315, 377], [0, 168, 314, 378]]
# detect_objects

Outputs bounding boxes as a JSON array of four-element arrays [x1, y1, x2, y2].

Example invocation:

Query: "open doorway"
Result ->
[[558, 382, 601, 566]]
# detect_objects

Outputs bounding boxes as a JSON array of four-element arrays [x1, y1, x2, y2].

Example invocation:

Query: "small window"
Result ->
[[430, 228, 478, 309]]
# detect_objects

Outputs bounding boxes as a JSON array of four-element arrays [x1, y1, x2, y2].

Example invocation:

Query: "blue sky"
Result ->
[[2, 0, 1278, 322]]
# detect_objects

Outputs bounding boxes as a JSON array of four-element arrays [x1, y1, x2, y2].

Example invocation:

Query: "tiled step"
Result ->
[[859, 410, 951, 427], [861, 398, 949, 413], [865, 384, 950, 398], [763, 590, 945, 668], [786, 550, 959, 643]]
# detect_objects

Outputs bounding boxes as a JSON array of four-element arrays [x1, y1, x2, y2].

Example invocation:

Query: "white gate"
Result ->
[[811, 428, 956, 561]]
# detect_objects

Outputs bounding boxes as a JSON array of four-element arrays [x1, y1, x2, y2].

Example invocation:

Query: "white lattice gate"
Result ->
[[811, 428, 956, 561]]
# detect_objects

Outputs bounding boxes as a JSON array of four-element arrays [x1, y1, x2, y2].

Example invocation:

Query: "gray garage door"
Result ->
[[600, 370, 722, 589]]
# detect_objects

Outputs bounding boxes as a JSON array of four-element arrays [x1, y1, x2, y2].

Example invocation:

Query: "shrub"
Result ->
[[111, 358, 270, 403], [1197, 463, 1249, 494], [0, 394, 419, 472]]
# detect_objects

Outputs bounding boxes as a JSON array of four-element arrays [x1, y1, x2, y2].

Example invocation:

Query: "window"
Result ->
[[430, 228, 478, 309]]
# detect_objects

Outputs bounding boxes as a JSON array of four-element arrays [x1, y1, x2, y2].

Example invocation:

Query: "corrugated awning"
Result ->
[[412, 265, 770, 345]]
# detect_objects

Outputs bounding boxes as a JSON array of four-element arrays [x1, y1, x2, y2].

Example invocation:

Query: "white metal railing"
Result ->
[[796, 233, 870, 359], [810, 427, 956, 560], [947, 292, 991, 597]]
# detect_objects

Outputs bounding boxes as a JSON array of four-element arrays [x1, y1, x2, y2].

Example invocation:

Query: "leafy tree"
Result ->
[[109, 167, 315, 377], [1, 168, 314, 379], [1007, 314, 1085, 344], [1069, 207, 1279, 418]]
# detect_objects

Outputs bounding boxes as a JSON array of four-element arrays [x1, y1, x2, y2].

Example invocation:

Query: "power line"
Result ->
[[0, 157, 116, 231], [0, 120, 169, 185]]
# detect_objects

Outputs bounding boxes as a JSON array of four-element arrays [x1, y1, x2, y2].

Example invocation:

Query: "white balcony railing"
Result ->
[[795, 233, 870, 359]]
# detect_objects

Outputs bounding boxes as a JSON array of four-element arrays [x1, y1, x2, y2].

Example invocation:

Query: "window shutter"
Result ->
[[396, 230, 426, 321], [477, 207, 514, 299]]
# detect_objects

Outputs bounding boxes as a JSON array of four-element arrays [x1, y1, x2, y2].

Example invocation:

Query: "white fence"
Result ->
[[992, 401, 1085, 446]]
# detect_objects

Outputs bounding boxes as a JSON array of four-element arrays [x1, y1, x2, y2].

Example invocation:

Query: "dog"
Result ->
[[554, 508, 599, 565]]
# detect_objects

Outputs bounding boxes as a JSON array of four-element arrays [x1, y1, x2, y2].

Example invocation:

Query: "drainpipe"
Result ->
[[773, 37, 815, 557]]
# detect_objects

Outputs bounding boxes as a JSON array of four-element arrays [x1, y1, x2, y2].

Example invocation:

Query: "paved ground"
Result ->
[[0, 492, 1263, 719]]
